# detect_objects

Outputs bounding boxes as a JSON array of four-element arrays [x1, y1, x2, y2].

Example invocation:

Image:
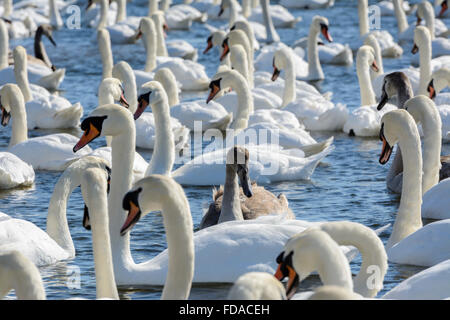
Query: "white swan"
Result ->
[[119, 175, 357, 285], [271, 47, 348, 131], [0, 165, 119, 300], [0, 155, 110, 267], [246, 0, 301, 29], [1, 84, 92, 171], [9, 46, 82, 130], [227, 272, 286, 300], [0, 151, 34, 189], [428, 68, 450, 141], [0, 251, 46, 300], [279, 0, 334, 9], [86, 0, 117, 29], [354, 0, 403, 58], [343, 46, 397, 137], [159, 0, 206, 30], [379, 109, 450, 267]]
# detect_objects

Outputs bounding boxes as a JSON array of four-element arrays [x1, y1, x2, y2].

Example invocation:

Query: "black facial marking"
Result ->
[[209, 78, 222, 90], [122, 187, 143, 211], [80, 115, 108, 135], [138, 91, 152, 105]]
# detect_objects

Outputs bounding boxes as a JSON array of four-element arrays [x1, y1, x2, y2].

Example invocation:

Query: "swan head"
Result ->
[[0, 84, 24, 126], [73, 104, 132, 152], [416, 1, 433, 26], [378, 109, 414, 165], [312, 16, 333, 42], [135, 81, 168, 120], [204, 30, 226, 54], [37, 24, 56, 47], [404, 95, 437, 127], [87, 0, 111, 11], [206, 70, 241, 103], [227, 272, 286, 300], [120, 175, 185, 236], [151, 12, 169, 35], [377, 72, 412, 110], [226, 146, 253, 198], [274, 229, 340, 299], [272, 48, 292, 81], [13, 45, 27, 67], [412, 26, 430, 55], [427, 68, 450, 99], [135, 17, 155, 41], [218, 0, 235, 16], [438, 0, 448, 17], [356, 45, 379, 73], [363, 34, 380, 53], [99, 78, 129, 108], [220, 30, 248, 61]]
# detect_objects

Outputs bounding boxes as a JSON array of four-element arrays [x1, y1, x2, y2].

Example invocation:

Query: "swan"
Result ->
[[379, 0, 412, 16], [86, 0, 117, 29], [246, 0, 301, 29], [379, 109, 450, 267], [205, 69, 335, 157], [119, 174, 356, 285], [112, 61, 190, 151], [428, 68, 450, 141], [434, 0, 449, 17], [199, 146, 294, 229], [134, 16, 209, 90], [1, 0, 46, 39], [274, 222, 386, 299], [279, 0, 334, 9], [0, 156, 110, 267], [354, 0, 403, 58], [203, 29, 231, 70], [0, 165, 119, 300], [227, 272, 286, 300], [343, 46, 397, 137], [0, 42, 65, 92], [1, 84, 92, 171], [271, 47, 349, 131], [9, 46, 82, 130], [0, 251, 46, 300], [231, 20, 260, 51], [159, 0, 206, 30], [0, 151, 34, 189]]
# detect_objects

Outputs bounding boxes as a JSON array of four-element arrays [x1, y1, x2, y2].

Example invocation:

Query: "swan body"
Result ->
[[279, 0, 334, 9], [0, 152, 34, 189], [227, 272, 286, 300], [422, 178, 450, 220]]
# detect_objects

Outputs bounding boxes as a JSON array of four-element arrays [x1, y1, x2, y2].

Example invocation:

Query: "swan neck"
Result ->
[[423, 8, 435, 40], [307, 27, 324, 80], [8, 91, 28, 147], [229, 75, 253, 131], [145, 100, 175, 176], [160, 193, 194, 299], [14, 56, 32, 102], [387, 123, 422, 249], [418, 41, 432, 96], [0, 21, 9, 69], [98, 31, 113, 79], [260, 0, 279, 42], [144, 30, 157, 72], [218, 166, 244, 223], [148, 0, 159, 16], [358, 0, 369, 36], [2, 0, 12, 17], [116, 0, 127, 23], [356, 58, 376, 106], [282, 55, 296, 107], [393, 0, 408, 34], [98, 0, 109, 29], [115, 66, 138, 113]]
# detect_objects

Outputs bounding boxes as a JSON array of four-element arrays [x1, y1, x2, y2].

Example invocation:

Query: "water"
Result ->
[[1, 0, 449, 299]]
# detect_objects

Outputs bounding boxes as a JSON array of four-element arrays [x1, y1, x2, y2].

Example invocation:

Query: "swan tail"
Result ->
[[37, 68, 65, 91], [53, 102, 83, 128], [300, 136, 334, 157], [210, 113, 232, 131]]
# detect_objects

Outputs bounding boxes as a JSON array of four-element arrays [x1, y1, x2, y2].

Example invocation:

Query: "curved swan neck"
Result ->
[[5, 86, 28, 147], [97, 0, 109, 29], [98, 29, 114, 79], [422, 4, 435, 40], [159, 185, 194, 299], [46, 170, 78, 257], [0, 252, 46, 300], [226, 72, 253, 131], [115, 0, 127, 23], [307, 25, 324, 80], [218, 166, 244, 223], [113, 62, 138, 113], [2, 0, 12, 18], [0, 20, 9, 70], [356, 54, 375, 106], [358, 0, 369, 36], [154, 69, 179, 107], [260, 0, 280, 43], [34, 27, 53, 70], [320, 222, 387, 298], [82, 169, 119, 299], [109, 116, 136, 277], [153, 15, 168, 57], [386, 118, 423, 249], [230, 46, 250, 86], [393, 0, 409, 34], [145, 99, 175, 176]]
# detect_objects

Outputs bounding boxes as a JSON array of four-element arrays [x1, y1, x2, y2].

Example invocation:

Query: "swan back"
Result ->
[[227, 272, 286, 300]]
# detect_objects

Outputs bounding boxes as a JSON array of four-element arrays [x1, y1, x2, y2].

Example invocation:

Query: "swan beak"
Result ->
[[135, 30, 142, 40], [207, 83, 221, 104], [220, 39, 230, 61], [86, 0, 94, 10], [427, 79, 436, 99], [120, 94, 129, 108], [411, 43, 419, 55], [203, 37, 213, 54], [371, 60, 379, 73], [48, 35, 56, 47], [83, 205, 91, 231], [377, 90, 389, 111], [274, 261, 299, 300], [321, 25, 333, 43], [134, 97, 148, 120], [416, 14, 422, 26], [163, 23, 169, 38], [218, 6, 224, 17], [439, 1, 448, 17], [73, 123, 100, 153], [238, 166, 253, 198], [121, 201, 141, 236], [379, 124, 393, 165], [1, 105, 11, 126]]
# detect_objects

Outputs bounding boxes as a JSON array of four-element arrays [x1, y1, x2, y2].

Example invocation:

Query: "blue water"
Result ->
[[1, 0, 449, 299]]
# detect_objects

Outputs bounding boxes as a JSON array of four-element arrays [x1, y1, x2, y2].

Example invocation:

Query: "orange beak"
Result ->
[[120, 201, 141, 236], [371, 60, 379, 72], [412, 43, 419, 54], [134, 99, 148, 120], [73, 123, 100, 153], [220, 42, 230, 61], [439, 1, 448, 17], [321, 26, 333, 42], [135, 30, 142, 40], [204, 39, 213, 54], [206, 84, 220, 103]]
